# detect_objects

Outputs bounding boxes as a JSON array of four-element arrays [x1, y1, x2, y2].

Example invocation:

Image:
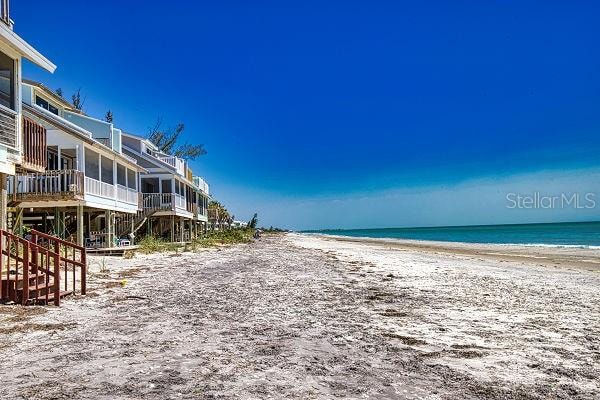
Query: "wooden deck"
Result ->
[[86, 245, 140, 256]]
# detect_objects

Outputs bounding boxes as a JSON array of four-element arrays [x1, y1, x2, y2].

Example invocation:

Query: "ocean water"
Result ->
[[308, 221, 600, 247]]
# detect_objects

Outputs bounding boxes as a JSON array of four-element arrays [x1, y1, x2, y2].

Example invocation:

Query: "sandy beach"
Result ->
[[1, 233, 599, 399]]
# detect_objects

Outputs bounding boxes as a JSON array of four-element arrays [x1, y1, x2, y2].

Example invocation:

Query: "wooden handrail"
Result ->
[[29, 229, 86, 296], [0, 229, 61, 305]]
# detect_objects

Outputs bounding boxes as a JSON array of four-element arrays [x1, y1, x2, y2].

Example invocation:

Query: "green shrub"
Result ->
[[191, 228, 253, 249], [138, 236, 183, 254]]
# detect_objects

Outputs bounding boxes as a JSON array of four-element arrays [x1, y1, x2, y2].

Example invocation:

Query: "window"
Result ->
[[117, 164, 126, 186], [161, 179, 172, 194], [35, 96, 59, 115], [127, 169, 136, 189], [84, 149, 99, 180], [141, 178, 158, 193], [0, 52, 14, 109], [100, 156, 114, 184]]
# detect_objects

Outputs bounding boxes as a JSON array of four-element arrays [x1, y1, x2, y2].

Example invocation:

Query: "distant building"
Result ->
[[231, 220, 247, 229]]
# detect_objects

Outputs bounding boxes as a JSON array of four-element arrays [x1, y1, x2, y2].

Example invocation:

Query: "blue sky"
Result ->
[[14, 1, 600, 229]]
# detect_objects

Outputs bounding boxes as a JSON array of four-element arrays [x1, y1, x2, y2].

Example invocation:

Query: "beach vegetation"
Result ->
[[138, 235, 182, 254], [192, 229, 253, 248], [208, 201, 233, 227], [247, 213, 258, 229]]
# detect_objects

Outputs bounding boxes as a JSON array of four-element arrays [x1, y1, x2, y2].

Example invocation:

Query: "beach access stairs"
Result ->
[[114, 193, 178, 239], [0, 229, 86, 306]]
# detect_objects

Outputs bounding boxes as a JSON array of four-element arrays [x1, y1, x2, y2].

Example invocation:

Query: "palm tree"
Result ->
[[208, 201, 231, 230]]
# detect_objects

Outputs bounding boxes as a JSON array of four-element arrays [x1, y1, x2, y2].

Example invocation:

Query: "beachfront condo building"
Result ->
[[8, 80, 146, 247], [7, 81, 211, 247], [121, 132, 210, 242], [0, 0, 55, 232]]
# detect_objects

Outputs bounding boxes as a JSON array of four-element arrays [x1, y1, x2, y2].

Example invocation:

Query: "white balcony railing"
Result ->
[[193, 176, 209, 195], [85, 176, 115, 198], [116, 184, 138, 205], [174, 193, 186, 210], [157, 155, 186, 176]]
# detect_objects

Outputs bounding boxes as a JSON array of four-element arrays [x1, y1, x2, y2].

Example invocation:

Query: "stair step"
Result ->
[[19, 281, 55, 292], [32, 290, 73, 304], [2, 273, 46, 282]]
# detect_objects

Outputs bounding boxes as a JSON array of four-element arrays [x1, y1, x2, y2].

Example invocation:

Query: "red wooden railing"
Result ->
[[0, 229, 61, 305], [29, 229, 86, 297]]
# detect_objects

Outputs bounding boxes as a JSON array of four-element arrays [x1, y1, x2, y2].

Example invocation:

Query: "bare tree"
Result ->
[[71, 88, 85, 111], [105, 110, 113, 123], [55, 88, 63, 98], [148, 118, 207, 160]]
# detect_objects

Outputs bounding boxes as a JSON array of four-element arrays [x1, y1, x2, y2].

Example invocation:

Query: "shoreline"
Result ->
[[306, 233, 600, 272], [1, 234, 599, 398]]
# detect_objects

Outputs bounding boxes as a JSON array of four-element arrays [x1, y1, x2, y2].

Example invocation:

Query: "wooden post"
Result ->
[[52, 250, 60, 306], [170, 215, 175, 242], [14, 207, 23, 235], [105, 210, 113, 247], [76, 205, 84, 246], [22, 240, 29, 305], [0, 173, 7, 232], [180, 217, 184, 242]]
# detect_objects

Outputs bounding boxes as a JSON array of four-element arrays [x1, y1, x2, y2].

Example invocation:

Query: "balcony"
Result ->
[[0, 104, 17, 150], [193, 176, 209, 195], [156, 155, 186, 176], [8, 170, 85, 202], [8, 170, 139, 208]]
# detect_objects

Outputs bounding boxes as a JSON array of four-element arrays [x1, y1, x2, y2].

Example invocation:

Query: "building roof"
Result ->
[[121, 131, 158, 151], [0, 24, 55, 72], [23, 79, 78, 111], [24, 103, 146, 172]]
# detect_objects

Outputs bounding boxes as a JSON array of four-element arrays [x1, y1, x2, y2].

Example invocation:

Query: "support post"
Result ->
[[105, 210, 113, 247], [180, 217, 184, 242], [76, 205, 84, 246], [0, 173, 7, 232], [13, 207, 23, 235], [170, 215, 175, 242]]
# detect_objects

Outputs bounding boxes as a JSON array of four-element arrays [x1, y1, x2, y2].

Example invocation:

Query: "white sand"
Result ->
[[0, 233, 598, 399]]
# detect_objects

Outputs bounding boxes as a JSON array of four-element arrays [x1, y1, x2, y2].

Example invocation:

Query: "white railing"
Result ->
[[174, 193, 186, 210], [116, 184, 127, 202], [121, 152, 138, 164], [157, 155, 186, 176], [116, 184, 139, 205], [117, 185, 136, 204], [193, 176, 210, 195], [127, 187, 138, 204], [85, 176, 115, 198], [8, 170, 84, 197]]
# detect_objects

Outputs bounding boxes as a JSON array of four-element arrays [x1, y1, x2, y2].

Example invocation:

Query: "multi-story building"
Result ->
[[0, 0, 55, 231], [121, 132, 210, 242], [8, 81, 146, 247]]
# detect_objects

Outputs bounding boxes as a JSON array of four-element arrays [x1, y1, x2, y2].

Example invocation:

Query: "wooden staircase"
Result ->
[[115, 208, 158, 239], [115, 193, 175, 239], [0, 229, 86, 306]]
